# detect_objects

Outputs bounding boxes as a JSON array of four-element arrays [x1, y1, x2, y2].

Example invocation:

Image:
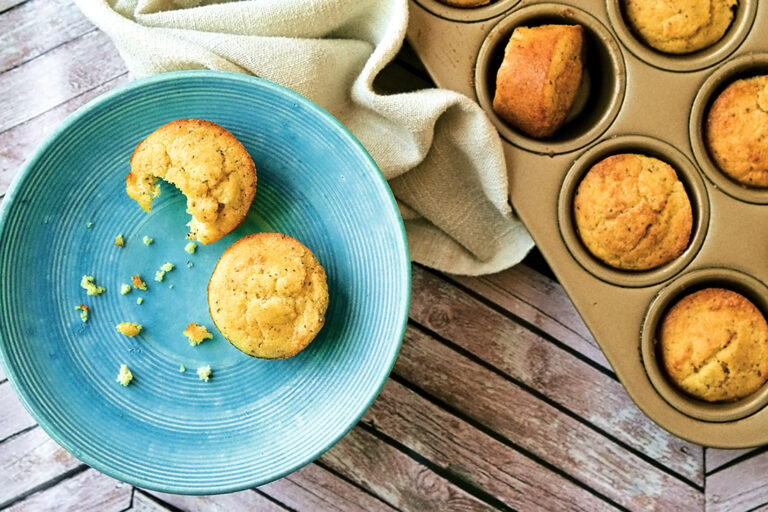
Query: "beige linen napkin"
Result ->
[[75, 0, 533, 275]]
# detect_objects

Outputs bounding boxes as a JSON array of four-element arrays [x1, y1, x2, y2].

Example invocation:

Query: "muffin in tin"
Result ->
[[573, 153, 693, 271], [623, 0, 738, 54], [706, 74, 768, 187], [492, 24, 584, 138], [657, 288, 768, 402]]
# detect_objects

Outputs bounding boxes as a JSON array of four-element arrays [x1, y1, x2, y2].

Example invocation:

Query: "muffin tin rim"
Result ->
[[410, 0, 520, 23], [640, 267, 768, 422], [473, 2, 627, 155], [557, 135, 710, 288], [605, 0, 757, 73]]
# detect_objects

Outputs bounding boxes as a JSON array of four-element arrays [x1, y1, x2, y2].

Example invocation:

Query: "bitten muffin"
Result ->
[[127, 119, 257, 245], [492, 24, 584, 138], [437, 0, 490, 7], [207, 233, 329, 359], [623, 0, 737, 54], [706, 75, 768, 187], [658, 288, 768, 402], [573, 154, 693, 270]]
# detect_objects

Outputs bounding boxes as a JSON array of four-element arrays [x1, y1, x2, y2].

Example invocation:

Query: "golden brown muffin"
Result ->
[[492, 24, 584, 138], [127, 119, 257, 245], [207, 233, 329, 359], [658, 288, 768, 402], [623, 0, 737, 54], [437, 0, 490, 7], [573, 154, 693, 270], [706, 75, 768, 187]]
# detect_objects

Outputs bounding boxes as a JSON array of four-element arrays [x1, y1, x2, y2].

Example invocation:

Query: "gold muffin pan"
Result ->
[[407, 0, 768, 447]]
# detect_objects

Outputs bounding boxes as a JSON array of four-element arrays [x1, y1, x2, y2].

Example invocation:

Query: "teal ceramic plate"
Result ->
[[0, 71, 410, 493]]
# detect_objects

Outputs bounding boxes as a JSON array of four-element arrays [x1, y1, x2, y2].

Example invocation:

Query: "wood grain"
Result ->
[[395, 325, 703, 510], [0, 0, 27, 14], [7, 468, 131, 512], [364, 378, 616, 511], [706, 451, 768, 511], [130, 491, 173, 512], [0, 73, 129, 193], [706, 448, 758, 473], [411, 266, 703, 484], [0, 382, 35, 442], [0, 0, 94, 73], [321, 426, 495, 511], [451, 266, 609, 368], [145, 490, 287, 512], [259, 462, 396, 512], [0, 29, 126, 133], [0, 427, 81, 507]]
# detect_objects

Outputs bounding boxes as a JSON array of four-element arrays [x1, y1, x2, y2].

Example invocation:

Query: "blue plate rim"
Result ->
[[0, 69, 411, 494]]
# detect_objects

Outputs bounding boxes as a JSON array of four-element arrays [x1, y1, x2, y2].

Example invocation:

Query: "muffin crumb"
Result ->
[[136, 297, 144, 305], [80, 275, 105, 296], [197, 365, 212, 382], [116, 322, 142, 337], [132, 274, 147, 291], [120, 284, 132, 295], [184, 323, 213, 346], [114, 234, 125, 247], [143, 236, 153, 245], [75, 304, 89, 323], [116, 364, 133, 386], [185, 242, 197, 254], [155, 262, 175, 282]]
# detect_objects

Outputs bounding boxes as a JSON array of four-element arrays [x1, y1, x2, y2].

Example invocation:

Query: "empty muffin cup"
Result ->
[[641, 268, 768, 422], [558, 135, 709, 287], [413, 0, 519, 22], [475, 3, 626, 155], [606, 0, 756, 72], [690, 53, 768, 204]]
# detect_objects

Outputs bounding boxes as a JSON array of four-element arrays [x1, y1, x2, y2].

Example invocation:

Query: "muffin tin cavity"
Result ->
[[414, 0, 519, 23], [606, 0, 757, 72], [475, 3, 626, 155], [641, 268, 768, 422], [558, 136, 709, 287], [690, 53, 768, 204]]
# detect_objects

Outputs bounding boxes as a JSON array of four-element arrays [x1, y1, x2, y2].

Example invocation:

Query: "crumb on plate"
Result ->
[[183, 323, 213, 346], [85, 222, 94, 229], [114, 234, 125, 247], [143, 236, 153, 245], [75, 304, 89, 322], [186, 261, 193, 268], [80, 275, 105, 296], [179, 364, 186, 372], [136, 297, 144, 305], [185, 242, 197, 254], [197, 365, 212, 382], [116, 322, 142, 337], [132, 274, 147, 290], [120, 284, 131, 295], [154, 262, 175, 282], [116, 364, 133, 386]]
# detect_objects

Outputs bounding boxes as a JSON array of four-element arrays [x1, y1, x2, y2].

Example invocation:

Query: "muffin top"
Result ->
[[208, 232, 329, 359], [573, 153, 693, 270], [658, 288, 768, 402], [623, 0, 737, 54], [127, 119, 257, 245], [492, 24, 584, 139], [706, 75, 768, 187]]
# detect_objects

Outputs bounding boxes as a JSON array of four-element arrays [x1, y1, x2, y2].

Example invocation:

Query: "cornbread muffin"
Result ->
[[658, 288, 768, 401], [437, 0, 490, 7], [706, 75, 768, 187], [493, 24, 584, 138], [127, 119, 257, 245], [573, 154, 693, 270], [208, 233, 329, 359], [623, 0, 737, 54]]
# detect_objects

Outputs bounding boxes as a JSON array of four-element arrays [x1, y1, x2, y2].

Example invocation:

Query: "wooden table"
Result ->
[[1, 2, 767, 510]]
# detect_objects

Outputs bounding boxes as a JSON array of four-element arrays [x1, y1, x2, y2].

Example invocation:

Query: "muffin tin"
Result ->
[[407, 0, 768, 447]]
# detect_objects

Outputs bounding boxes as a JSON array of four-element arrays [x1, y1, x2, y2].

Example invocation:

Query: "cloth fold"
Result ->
[[76, 0, 533, 275]]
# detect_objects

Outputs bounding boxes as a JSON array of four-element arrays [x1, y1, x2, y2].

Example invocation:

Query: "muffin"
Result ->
[[493, 24, 584, 138], [623, 0, 737, 54], [705, 75, 768, 187], [207, 233, 329, 359], [127, 119, 257, 245], [658, 288, 768, 402], [573, 154, 693, 270]]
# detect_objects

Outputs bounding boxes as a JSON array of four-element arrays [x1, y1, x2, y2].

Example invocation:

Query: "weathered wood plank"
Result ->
[[321, 426, 495, 512], [0, 0, 95, 73], [706, 451, 768, 511], [0, 73, 129, 193], [130, 491, 173, 512], [450, 267, 609, 368], [0, 29, 126, 134], [259, 462, 396, 512], [411, 266, 703, 485], [395, 326, 703, 510], [7, 468, 131, 512], [0, 0, 27, 13], [145, 489, 287, 511], [0, 427, 81, 507], [705, 448, 758, 473], [0, 382, 35, 442], [364, 378, 616, 511]]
